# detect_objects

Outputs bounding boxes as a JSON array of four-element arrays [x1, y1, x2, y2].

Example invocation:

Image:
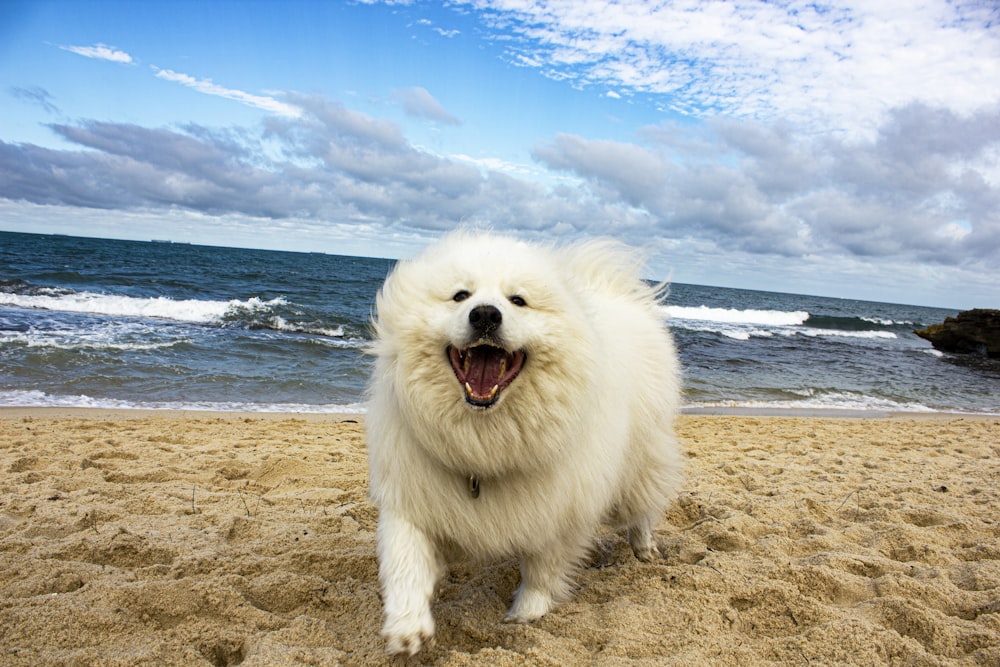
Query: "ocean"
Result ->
[[1, 231, 997, 414]]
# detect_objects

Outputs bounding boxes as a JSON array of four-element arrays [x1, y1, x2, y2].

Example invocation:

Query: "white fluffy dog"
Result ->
[[366, 232, 682, 656]]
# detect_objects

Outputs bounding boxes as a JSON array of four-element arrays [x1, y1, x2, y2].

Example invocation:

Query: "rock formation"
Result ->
[[915, 309, 1000, 359]]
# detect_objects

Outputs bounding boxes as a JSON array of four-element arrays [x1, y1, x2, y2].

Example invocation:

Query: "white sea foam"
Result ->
[[796, 328, 897, 340], [686, 393, 939, 414], [678, 324, 774, 341], [1, 330, 184, 352], [665, 305, 809, 327], [0, 389, 367, 414], [0, 291, 285, 324], [0, 319, 186, 351], [308, 336, 369, 350], [270, 316, 345, 338], [663, 305, 898, 340], [862, 316, 915, 326]]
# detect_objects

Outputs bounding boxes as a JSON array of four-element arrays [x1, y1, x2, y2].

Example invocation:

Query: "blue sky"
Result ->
[[2, 0, 999, 308]]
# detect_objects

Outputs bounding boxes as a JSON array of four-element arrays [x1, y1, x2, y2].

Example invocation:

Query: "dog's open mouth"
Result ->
[[448, 345, 525, 408]]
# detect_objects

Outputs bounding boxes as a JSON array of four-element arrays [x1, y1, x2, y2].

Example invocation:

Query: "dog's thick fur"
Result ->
[[366, 232, 682, 656]]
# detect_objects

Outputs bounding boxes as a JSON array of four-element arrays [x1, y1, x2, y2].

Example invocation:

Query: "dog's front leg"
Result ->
[[377, 511, 442, 656]]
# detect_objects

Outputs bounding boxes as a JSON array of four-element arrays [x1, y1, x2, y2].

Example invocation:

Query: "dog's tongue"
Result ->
[[464, 346, 507, 396]]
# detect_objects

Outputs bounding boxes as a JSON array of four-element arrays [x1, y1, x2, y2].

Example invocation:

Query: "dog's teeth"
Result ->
[[498, 357, 506, 381], [463, 351, 471, 375], [464, 382, 499, 402]]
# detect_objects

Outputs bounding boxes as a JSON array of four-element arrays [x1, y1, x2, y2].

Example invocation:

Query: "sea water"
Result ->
[[1, 231, 997, 414]]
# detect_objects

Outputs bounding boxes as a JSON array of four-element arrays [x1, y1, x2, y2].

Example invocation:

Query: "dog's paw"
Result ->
[[504, 588, 553, 624], [628, 526, 661, 563], [631, 542, 661, 563], [382, 612, 435, 656]]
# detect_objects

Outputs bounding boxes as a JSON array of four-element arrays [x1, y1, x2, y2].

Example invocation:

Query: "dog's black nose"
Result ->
[[469, 304, 502, 336]]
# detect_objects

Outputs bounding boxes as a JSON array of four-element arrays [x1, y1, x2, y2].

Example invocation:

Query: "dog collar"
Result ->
[[467, 474, 480, 499]]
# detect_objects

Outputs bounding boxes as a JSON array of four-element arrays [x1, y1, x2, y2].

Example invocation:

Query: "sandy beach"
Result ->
[[1, 410, 998, 666]]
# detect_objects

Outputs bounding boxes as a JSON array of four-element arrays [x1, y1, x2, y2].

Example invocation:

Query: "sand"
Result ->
[[1, 409, 998, 666]]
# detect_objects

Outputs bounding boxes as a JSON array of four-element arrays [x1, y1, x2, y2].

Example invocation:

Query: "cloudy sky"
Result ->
[[2, 0, 998, 308]]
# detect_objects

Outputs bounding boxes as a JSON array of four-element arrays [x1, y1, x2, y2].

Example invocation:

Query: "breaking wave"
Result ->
[[0, 282, 356, 341], [0, 288, 282, 325], [663, 305, 899, 341]]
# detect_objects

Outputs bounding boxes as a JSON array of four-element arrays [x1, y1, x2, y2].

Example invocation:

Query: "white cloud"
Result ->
[[533, 102, 1000, 267], [392, 86, 461, 125], [153, 68, 302, 118], [3, 93, 998, 305], [60, 43, 133, 64], [411, 15, 460, 38], [459, 0, 1000, 137]]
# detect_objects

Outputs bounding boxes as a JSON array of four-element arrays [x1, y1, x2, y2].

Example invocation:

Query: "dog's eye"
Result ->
[[509, 295, 527, 307], [452, 290, 471, 302]]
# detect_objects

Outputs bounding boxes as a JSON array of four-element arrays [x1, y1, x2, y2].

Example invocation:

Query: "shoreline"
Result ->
[[2, 404, 997, 421], [0, 406, 364, 422]]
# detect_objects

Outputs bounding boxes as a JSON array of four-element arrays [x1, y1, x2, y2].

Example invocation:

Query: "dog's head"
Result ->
[[372, 232, 588, 412]]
